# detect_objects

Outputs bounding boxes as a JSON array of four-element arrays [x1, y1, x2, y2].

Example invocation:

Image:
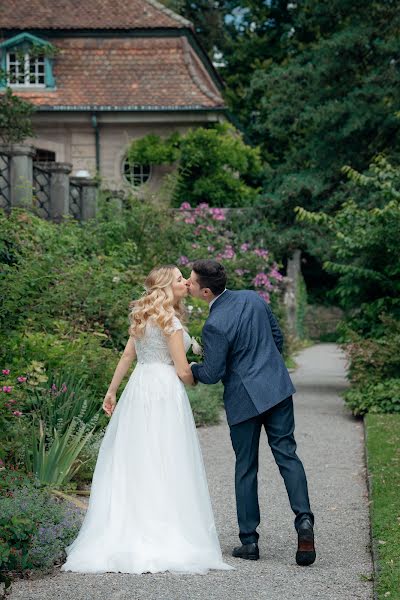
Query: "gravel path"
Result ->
[[10, 344, 373, 600]]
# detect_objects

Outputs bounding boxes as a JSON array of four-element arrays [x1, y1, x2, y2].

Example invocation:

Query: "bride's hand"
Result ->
[[102, 391, 116, 417]]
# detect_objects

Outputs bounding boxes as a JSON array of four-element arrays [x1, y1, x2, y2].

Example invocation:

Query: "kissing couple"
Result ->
[[61, 259, 315, 574]]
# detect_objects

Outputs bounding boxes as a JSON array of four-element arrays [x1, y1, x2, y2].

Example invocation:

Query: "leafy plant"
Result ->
[[24, 417, 95, 486], [0, 88, 35, 144]]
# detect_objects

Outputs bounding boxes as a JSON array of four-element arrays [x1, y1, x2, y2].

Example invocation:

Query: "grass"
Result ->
[[365, 413, 400, 599], [187, 382, 224, 427]]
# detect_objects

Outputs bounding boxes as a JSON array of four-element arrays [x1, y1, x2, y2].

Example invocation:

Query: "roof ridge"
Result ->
[[180, 37, 223, 105], [144, 0, 193, 28]]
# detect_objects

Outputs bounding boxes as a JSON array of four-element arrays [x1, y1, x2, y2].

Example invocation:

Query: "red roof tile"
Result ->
[[0, 0, 191, 30], [3, 37, 224, 109]]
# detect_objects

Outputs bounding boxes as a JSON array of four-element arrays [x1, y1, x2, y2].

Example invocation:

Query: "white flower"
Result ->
[[112, 276, 120, 284], [187, 305, 194, 313], [191, 337, 203, 355]]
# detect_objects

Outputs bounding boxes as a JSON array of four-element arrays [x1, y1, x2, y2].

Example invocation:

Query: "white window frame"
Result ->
[[6, 51, 46, 88], [122, 158, 152, 188]]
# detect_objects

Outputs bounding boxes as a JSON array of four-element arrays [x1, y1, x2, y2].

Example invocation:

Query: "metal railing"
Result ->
[[0, 153, 11, 212], [33, 163, 51, 219]]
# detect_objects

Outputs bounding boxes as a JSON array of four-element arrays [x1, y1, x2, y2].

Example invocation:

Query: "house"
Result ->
[[0, 0, 225, 194]]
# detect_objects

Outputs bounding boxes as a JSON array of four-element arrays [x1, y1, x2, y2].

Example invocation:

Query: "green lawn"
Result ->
[[365, 414, 400, 599]]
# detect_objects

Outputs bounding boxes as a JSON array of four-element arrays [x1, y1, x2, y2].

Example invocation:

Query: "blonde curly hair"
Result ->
[[128, 265, 187, 338]]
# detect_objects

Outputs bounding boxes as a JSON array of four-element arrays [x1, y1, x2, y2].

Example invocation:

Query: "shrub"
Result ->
[[343, 378, 400, 416], [0, 469, 83, 575]]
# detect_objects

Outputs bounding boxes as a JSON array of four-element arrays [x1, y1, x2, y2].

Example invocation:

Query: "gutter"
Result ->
[[91, 113, 100, 173]]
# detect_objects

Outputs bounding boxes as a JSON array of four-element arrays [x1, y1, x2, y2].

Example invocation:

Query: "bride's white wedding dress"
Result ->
[[61, 317, 233, 574]]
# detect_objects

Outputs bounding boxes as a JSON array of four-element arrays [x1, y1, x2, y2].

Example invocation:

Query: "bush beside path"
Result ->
[[9, 344, 373, 600]]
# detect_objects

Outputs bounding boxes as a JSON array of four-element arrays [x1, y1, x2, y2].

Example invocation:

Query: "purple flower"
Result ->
[[178, 255, 190, 266], [240, 243, 250, 252], [235, 269, 245, 276]]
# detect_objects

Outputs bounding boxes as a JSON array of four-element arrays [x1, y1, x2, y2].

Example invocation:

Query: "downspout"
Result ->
[[91, 113, 100, 174]]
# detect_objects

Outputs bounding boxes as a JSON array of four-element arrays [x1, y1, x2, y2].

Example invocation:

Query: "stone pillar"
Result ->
[[69, 177, 98, 221], [47, 162, 72, 221], [283, 249, 302, 336], [3, 144, 36, 208]]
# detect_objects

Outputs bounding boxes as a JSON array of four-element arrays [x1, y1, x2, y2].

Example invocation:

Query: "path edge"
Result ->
[[362, 418, 379, 600]]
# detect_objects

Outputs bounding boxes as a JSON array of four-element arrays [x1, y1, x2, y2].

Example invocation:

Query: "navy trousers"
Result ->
[[229, 395, 313, 544]]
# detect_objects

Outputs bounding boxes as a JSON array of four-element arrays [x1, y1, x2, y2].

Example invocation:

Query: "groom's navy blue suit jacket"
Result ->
[[191, 290, 296, 426]]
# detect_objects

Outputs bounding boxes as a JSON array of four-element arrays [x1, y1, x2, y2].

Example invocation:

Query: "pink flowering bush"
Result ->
[[176, 202, 284, 306], [0, 369, 28, 464]]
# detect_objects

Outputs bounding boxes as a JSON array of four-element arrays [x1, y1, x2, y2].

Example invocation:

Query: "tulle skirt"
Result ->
[[61, 363, 233, 574]]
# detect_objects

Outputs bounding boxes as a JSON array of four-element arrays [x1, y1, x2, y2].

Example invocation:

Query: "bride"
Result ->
[[61, 265, 233, 574]]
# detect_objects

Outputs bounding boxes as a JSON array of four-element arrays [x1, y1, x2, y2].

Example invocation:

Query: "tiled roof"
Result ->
[[3, 37, 224, 110], [0, 0, 191, 30]]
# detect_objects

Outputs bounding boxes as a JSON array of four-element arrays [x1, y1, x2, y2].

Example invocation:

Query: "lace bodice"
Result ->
[[134, 316, 191, 365]]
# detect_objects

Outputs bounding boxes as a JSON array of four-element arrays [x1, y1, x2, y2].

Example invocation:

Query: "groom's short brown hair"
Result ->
[[192, 259, 227, 295]]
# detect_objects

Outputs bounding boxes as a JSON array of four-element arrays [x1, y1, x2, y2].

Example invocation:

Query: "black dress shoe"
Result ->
[[232, 542, 259, 560], [296, 517, 316, 566]]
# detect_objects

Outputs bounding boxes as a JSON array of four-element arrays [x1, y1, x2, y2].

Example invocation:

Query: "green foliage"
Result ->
[[127, 124, 263, 207], [187, 383, 223, 427], [343, 379, 400, 416], [0, 469, 83, 576], [24, 418, 95, 486], [365, 414, 400, 599], [0, 88, 35, 144], [296, 157, 400, 335]]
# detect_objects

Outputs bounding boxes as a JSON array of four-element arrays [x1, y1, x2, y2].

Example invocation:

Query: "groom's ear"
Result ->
[[202, 287, 212, 299]]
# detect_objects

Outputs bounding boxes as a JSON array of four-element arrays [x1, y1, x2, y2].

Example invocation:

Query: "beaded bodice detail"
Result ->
[[134, 317, 191, 365]]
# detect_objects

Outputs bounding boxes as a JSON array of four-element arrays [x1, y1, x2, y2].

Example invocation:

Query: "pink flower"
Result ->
[[2, 386, 12, 393], [17, 376, 27, 383], [184, 216, 196, 224], [206, 225, 214, 232], [178, 255, 190, 266], [51, 384, 58, 391], [180, 202, 191, 210], [235, 269, 245, 276], [269, 266, 283, 282], [12, 411, 23, 417], [2, 369, 10, 375], [209, 208, 226, 221], [240, 243, 250, 252], [257, 291, 271, 304], [61, 383, 67, 393], [191, 243, 199, 249], [207, 245, 215, 252], [9, 399, 16, 404], [254, 248, 269, 258]]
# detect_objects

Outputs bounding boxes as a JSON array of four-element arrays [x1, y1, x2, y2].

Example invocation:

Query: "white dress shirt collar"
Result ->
[[209, 288, 227, 309]]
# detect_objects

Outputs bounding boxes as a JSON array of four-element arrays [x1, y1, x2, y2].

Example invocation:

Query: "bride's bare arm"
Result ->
[[103, 336, 137, 416], [167, 330, 194, 385]]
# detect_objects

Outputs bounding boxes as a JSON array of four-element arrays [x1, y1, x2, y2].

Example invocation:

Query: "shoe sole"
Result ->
[[232, 554, 259, 560]]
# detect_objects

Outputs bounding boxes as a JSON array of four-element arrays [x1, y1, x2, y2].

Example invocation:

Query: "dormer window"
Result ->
[[6, 51, 46, 87], [0, 33, 55, 90]]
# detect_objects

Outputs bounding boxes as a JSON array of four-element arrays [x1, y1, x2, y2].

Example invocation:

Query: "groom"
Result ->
[[187, 259, 315, 566]]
